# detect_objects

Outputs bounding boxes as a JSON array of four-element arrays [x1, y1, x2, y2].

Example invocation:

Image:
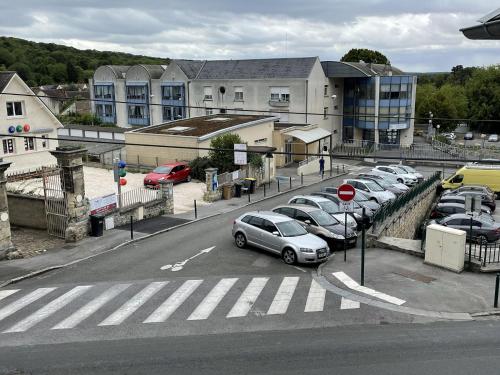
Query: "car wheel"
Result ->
[[234, 232, 247, 248], [397, 178, 404, 184], [282, 248, 297, 265], [477, 235, 488, 245], [186, 175, 192, 182], [370, 197, 379, 204]]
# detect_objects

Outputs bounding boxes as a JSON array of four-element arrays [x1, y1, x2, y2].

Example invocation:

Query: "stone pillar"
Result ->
[[159, 180, 174, 214], [203, 168, 221, 202], [0, 159, 15, 258], [50, 146, 89, 242]]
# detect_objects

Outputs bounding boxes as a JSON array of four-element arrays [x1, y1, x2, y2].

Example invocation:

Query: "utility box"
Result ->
[[425, 224, 466, 273]]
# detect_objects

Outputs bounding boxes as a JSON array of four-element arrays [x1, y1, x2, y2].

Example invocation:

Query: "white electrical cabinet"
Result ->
[[424, 224, 466, 273]]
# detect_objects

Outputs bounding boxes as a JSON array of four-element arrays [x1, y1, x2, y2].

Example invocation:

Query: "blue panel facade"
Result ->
[[161, 82, 186, 122], [126, 82, 150, 126], [94, 83, 116, 124]]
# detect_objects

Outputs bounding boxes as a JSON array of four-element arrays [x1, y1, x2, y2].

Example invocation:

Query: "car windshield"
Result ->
[[393, 167, 407, 175], [317, 200, 340, 214], [310, 210, 339, 226], [153, 166, 173, 174], [402, 166, 416, 173], [276, 220, 308, 237], [366, 182, 384, 192], [370, 179, 390, 188]]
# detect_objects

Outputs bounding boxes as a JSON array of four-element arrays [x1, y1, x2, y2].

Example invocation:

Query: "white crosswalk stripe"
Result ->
[[0, 288, 56, 323], [188, 278, 238, 321], [227, 277, 269, 318], [0, 290, 19, 302], [52, 284, 131, 330], [143, 280, 203, 323], [4, 286, 92, 333], [340, 297, 360, 310], [267, 277, 299, 315], [99, 281, 168, 326], [304, 279, 326, 312]]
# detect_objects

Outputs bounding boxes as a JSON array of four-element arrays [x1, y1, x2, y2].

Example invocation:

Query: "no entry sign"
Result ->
[[338, 184, 356, 202]]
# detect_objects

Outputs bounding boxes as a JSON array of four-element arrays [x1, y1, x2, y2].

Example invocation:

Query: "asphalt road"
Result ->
[[2, 320, 500, 375]]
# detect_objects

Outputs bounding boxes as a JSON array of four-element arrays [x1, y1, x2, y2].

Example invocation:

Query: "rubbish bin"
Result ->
[[222, 184, 232, 200], [90, 214, 105, 237], [244, 178, 256, 194], [234, 182, 242, 198]]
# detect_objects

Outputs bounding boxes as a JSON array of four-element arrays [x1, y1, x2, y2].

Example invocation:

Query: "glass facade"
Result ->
[[126, 83, 150, 126], [94, 84, 116, 124], [161, 83, 186, 122], [378, 76, 413, 131]]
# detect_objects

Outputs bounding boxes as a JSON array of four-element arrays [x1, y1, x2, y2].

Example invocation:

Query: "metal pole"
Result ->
[[130, 215, 134, 240], [495, 273, 499, 308], [329, 154, 332, 177], [289, 176, 292, 190], [361, 207, 366, 286], [248, 190, 251, 203], [278, 178, 280, 192], [268, 157, 271, 188], [263, 182, 266, 197], [469, 215, 473, 269], [301, 173, 303, 185], [344, 211, 347, 262], [194, 200, 197, 219]]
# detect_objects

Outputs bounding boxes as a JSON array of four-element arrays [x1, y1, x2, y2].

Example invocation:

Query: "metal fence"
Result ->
[[466, 242, 500, 266], [372, 171, 441, 231], [119, 187, 162, 209], [217, 169, 247, 186]]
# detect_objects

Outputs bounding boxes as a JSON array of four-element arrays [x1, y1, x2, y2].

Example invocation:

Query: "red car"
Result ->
[[144, 162, 192, 188]]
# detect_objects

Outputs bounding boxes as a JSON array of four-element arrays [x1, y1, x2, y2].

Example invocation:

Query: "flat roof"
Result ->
[[134, 114, 275, 139]]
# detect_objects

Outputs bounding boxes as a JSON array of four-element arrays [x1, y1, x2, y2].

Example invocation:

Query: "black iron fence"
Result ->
[[466, 242, 500, 266]]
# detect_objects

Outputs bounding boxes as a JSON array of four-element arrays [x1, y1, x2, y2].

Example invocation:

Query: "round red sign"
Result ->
[[338, 184, 356, 202]]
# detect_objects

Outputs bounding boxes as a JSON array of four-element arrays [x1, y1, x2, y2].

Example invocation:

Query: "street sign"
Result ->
[[338, 184, 356, 202], [340, 201, 354, 212], [234, 144, 247, 165], [465, 194, 482, 215]]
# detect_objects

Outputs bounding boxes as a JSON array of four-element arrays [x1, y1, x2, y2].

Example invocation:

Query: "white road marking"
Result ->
[[4, 286, 92, 333], [332, 272, 406, 305], [0, 290, 18, 302], [292, 266, 307, 273], [340, 297, 360, 310], [187, 278, 238, 321], [99, 281, 168, 326], [161, 247, 215, 271], [144, 280, 203, 323], [226, 277, 269, 318], [267, 277, 299, 315], [304, 279, 326, 312], [0, 288, 56, 323], [52, 284, 131, 330]]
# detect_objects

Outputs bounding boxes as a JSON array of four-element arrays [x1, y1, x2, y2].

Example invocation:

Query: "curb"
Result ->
[[0, 172, 348, 288], [314, 258, 473, 321]]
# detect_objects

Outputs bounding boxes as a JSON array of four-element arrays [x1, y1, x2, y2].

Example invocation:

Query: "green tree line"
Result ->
[[0, 36, 169, 86]]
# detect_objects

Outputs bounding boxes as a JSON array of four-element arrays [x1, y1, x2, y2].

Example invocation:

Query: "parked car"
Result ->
[[144, 162, 191, 188], [272, 205, 357, 250], [372, 166, 418, 186], [443, 132, 456, 141], [442, 183, 496, 199], [488, 134, 499, 142], [287, 195, 358, 230], [429, 213, 500, 243], [342, 179, 396, 205], [356, 174, 406, 196], [464, 132, 474, 140], [311, 192, 374, 228], [232, 211, 329, 264], [441, 165, 500, 194], [450, 191, 497, 212], [360, 172, 410, 192], [439, 195, 493, 211], [388, 165, 424, 182], [429, 202, 491, 219], [321, 187, 381, 213]]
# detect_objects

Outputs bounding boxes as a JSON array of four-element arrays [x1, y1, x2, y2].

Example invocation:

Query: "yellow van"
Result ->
[[441, 164, 500, 192]]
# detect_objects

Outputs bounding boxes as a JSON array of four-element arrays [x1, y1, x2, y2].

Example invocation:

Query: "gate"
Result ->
[[42, 166, 68, 238]]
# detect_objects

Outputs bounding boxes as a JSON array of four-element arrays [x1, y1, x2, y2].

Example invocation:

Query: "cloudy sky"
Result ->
[[1, 0, 499, 72]]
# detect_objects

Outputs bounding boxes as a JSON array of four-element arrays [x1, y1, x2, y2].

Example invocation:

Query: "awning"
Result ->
[[286, 128, 331, 144]]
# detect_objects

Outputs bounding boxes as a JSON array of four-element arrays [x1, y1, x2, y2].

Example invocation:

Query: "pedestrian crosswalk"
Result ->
[[0, 276, 361, 334]]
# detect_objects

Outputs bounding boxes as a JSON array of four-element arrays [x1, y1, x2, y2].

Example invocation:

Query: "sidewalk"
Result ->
[[0, 164, 356, 287], [319, 247, 499, 317]]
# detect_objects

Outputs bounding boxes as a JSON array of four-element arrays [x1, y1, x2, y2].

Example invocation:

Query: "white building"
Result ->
[[0, 72, 62, 171]]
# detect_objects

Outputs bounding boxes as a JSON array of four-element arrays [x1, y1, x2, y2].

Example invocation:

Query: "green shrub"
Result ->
[[189, 156, 213, 181]]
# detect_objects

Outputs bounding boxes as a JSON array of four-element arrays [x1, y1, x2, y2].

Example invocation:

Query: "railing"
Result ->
[[120, 187, 162, 208], [372, 171, 441, 231], [466, 241, 500, 266], [298, 155, 320, 166], [217, 169, 247, 186], [6, 165, 59, 183]]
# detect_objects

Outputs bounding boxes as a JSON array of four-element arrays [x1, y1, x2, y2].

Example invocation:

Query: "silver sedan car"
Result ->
[[232, 211, 330, 265]]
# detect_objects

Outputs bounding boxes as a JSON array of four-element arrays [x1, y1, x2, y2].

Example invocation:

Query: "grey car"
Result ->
[[321, 187, 381, 213], [356, 174, 406, 196], [429, 213, 500, 243], [311, 192, 374, 228], [442, 185, 496, 200], [272, 205, 357, 250], [343, 179, 396, 205], [232, 211, 330, 264]]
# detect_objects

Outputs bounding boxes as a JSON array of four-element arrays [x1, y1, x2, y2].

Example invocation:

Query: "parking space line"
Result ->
[[332, 272, 406, 305]]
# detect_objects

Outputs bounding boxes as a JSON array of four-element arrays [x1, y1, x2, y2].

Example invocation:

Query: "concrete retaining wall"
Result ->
[[7, 193, 47, 229]]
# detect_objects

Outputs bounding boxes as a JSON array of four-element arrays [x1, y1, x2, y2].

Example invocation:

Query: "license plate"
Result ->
[[317, 252, 326, 259]]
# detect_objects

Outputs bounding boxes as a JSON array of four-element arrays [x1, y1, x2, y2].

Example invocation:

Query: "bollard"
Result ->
[[342, 164, 345, 172], [278, 178, 280, 193], [130, 215, 134, 240], [469, 216, 473, 269], [194, 200, 198, 219], [248, 190, 251, 203], [361, 208, 366, 286], [495, 273, 500, 308], [289, 176, 292, 190], [301, 173, 304, 185], [263, 182, 266, 197], [337, 165, 339, 174]]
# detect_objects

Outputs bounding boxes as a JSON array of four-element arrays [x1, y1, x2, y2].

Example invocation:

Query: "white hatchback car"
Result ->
[[343, 179, 396, 205], [372, 166, 418, 186]]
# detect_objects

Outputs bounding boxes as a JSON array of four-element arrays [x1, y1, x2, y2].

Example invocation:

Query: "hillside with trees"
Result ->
[[0, 36, 169, 86]]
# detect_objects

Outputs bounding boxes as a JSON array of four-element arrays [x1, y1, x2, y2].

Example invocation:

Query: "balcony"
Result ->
[[98, 114, 116, 124], [128, 116, 150, 126], [268, 99, 289, 107]]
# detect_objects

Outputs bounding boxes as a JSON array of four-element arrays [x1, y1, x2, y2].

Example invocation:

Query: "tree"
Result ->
[[340, 48, 390, 65], [466, 65, 500, 132], [448, 65, 476, 86], [0, 48, 14, 67], [208, 133, 244, 173], [66, 61, 80, 82], [7, 62, 32, 82]]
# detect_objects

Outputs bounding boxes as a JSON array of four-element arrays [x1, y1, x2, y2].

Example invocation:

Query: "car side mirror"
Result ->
[[272, 231, 280, 237], [304, 220, 311, 225]]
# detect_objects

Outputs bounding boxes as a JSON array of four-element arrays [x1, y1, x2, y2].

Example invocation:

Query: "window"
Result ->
[[291, 198, 307, 205], [95, 85, 113, 99], [323, 107, 328, 119], [324, 85, 328, 96], [234, 87, 244, 101], [275, 207, 295, 218], [41, 135, 49, 149], [241, 215, 252, 223], [270, 87, 290, 102], [126, 86, 147, 100], [2, 139, 15, 154], [451, 175, 464, 184], [128, 105, 146, 119], [294, 210, 310, 222], [6, 102, 23, 117], [203, 87, 213, 101], [248, 216, 264, 228], [206, 108, 213, 116], [172, 86, 182, 100], [24, 137, 35, 151], [162, 86, 172, 100], [262, 220, 278, 233]]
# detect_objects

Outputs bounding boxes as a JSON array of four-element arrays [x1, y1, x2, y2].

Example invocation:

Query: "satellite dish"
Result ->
[[219, 86, 226, 94]]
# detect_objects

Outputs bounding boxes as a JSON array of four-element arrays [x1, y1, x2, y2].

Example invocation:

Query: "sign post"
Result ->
[[234, 144, 247, 166], [338, 184, 356, 263]]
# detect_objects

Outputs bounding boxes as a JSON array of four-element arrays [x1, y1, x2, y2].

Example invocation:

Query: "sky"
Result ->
[[0, 1, 499, 72]]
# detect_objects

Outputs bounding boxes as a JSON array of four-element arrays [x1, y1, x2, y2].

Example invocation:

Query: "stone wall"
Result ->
[[103, 199, 168, 228], [7, 193, 47, 229], [368, 181, 439, 246]]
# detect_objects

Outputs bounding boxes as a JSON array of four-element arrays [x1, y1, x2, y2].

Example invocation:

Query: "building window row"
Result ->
[[6, 101, 24, 117], [163, 106, 184, 122], [94, 85, 114, 99], [126, 85, 148, 101], [270, 87, 290, 103], [2, 135, 49, 155], [162, 86, 183, 101]]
